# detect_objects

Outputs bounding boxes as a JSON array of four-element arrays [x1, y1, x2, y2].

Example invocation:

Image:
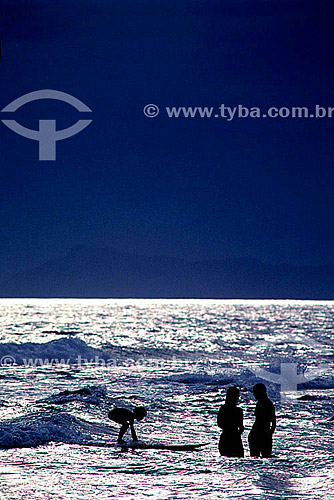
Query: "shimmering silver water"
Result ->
[[0, 299, 333, 499]]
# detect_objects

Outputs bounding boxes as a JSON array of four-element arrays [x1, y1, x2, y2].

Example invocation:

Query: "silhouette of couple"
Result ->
[[217, 383, 276, 458]]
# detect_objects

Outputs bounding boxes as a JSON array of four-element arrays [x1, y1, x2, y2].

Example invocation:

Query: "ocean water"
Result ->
[[0, 299, 333, 500]]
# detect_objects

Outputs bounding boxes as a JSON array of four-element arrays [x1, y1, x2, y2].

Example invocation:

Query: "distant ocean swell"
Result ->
[[0, 337, 194, 367], [0, 338, 333, 393]]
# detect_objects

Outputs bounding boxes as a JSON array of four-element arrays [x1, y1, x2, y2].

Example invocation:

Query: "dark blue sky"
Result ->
[[1, 0, 334, 276]]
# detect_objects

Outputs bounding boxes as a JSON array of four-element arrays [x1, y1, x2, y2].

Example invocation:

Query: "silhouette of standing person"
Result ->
[[248, 383, 276, 458], [217, 386, 244, 457]]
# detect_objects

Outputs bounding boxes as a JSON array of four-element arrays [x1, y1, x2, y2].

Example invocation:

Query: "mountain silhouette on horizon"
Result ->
[[0, 245, 333, 299]]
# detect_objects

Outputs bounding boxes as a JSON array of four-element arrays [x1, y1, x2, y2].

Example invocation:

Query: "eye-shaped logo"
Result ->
[[1, 89, 92, 160], [250, 362, 328, 402], [248, 333, 332, 402]]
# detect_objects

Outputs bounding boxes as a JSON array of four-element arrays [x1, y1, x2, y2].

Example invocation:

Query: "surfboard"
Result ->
[[118, 442, 208, 451], [79, 441, 208, 451]]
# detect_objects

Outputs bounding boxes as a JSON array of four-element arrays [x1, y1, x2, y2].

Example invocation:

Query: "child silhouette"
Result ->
[[108, 406, 147, 444]]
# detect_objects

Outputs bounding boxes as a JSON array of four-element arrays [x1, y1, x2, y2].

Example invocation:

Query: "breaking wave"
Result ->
[[0, 410, 115, 449]]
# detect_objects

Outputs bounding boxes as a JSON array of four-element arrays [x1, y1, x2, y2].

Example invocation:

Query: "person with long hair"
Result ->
[[217, 386, 244, 457]]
